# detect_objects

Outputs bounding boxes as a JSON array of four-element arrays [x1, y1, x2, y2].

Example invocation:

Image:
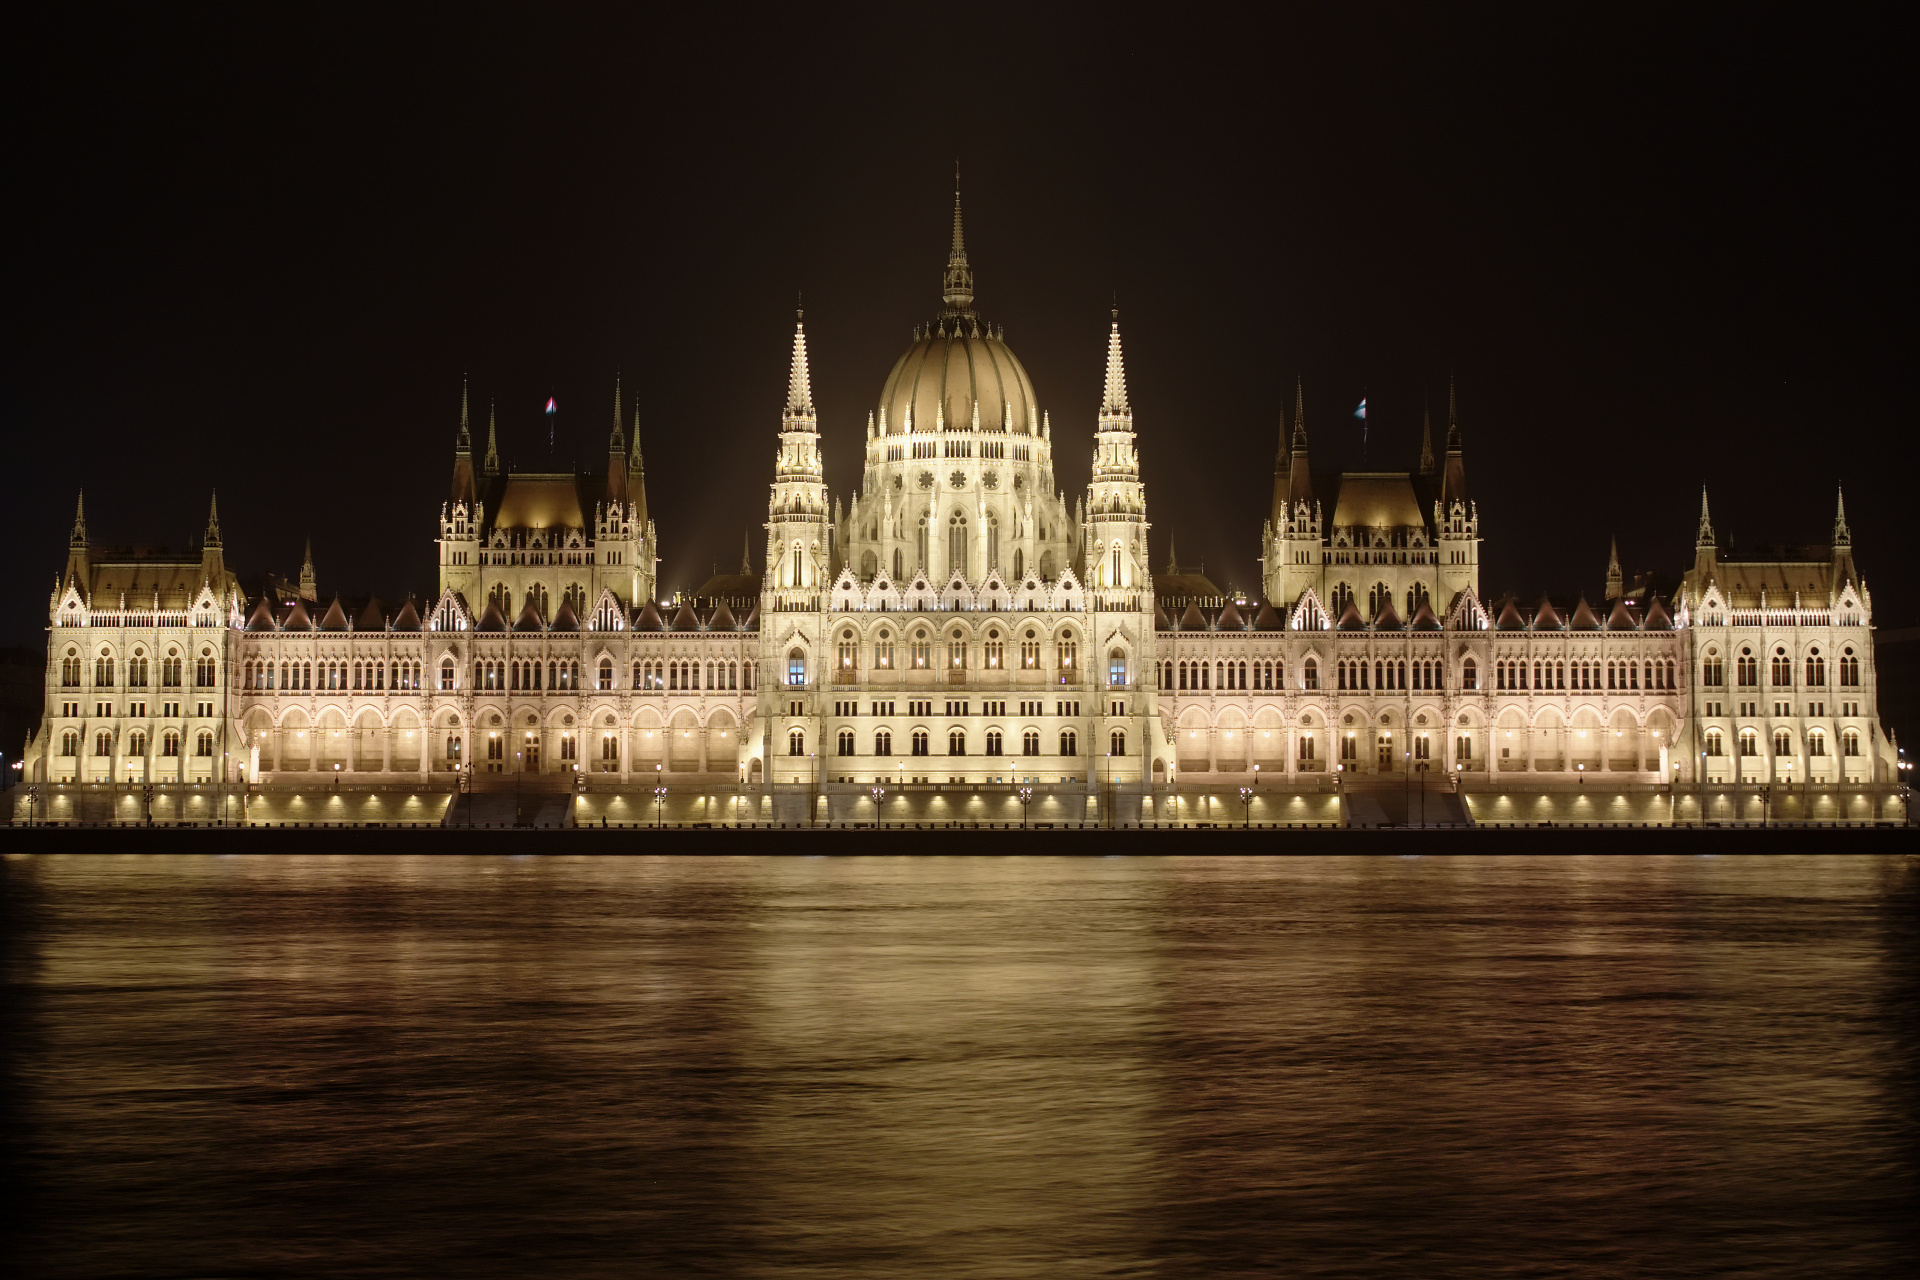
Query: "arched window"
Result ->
[[1110, 729, 1126, 756], [1108, 649, 1127, 687], [1462, 658, 1477, 691], [129, 654, 148, 687], [1012, 547, 1024, 579], [948, 511, 969, 579], [1843, 729, 1860, 757], [1109, 541, 1122, 587], [1737, 648, 1757, 686], [94, 730, 114, 757], [837, 729, 855, 756], [1772, 728, 1792, 757], [838, 633, 857, 670], [1179, 661, 1190, 691], [911, 630, 930, 668], [988, 514, 1000, 569], [948, 729, 966, 756], [1806, 649, 1825, 687], [440, 659, 455, 691], [875, 729, 892, 756], [1057, 634, 1077, 674], [1302, 658, 1317, 690], [598, 659, 614, 690], [1807, 728, 1827, 757], [61, 652, 80, 687], [985, 729, 1003, 756], [789, 729, 805, 756], [60, 729, 79, 756], [1059, 729, 1078, 756], [911, 729, 929, 756], [95, 651, 114, 686], [1022, 729, 1040, 756], [1021, 630, 1039, 669], [916, 515, 929, 570], [947, 631, 968, 671], [791, 540, 804, 588], [787, 649, 806, 687], [195, 731, 213, 757], [1705, 728, 1724, 756], [1739, 727, 1758, 757], [1299, 733, 1316, 762], [162, 731, 180, 757], [984, 630, 1004, 669], [127, 728, 147, 758], [601, 733, 617, 762], [1771, 648, 1791, 686], [894, 548, 905, 580]]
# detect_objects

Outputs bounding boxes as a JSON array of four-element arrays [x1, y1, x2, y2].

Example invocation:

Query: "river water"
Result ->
[[2, 852, 1915, 1278]]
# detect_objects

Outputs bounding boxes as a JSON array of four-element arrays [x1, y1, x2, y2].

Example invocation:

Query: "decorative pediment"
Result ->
[[429, 589, 472, 633], [1290, 587, 1329, 631], [589, 588, 625, 632]]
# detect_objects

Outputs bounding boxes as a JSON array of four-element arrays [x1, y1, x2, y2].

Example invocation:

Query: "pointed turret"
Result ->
[[941, 182, 975, 315], [1831, 486, 1857, 587], [1696, 486, 1715, 547], [200, 491, 225, 586], [1604, 535, 1622, 601], [299, 537, 317, 603], [1101, 308, 1129, 415], [1418, 407, 1436, 475], [63, 491, 89, 596], [787, 309, 815, 419], [1287, 377, 1313, 508], [1692, 486, 1717, 584], [766, 308, 829, 601], [605, 376, 629, 506], [1440, 377, 1467, 508], [483, 400, 500, 476], [451, 377, 477, 506], [628, 404, 649, 530], [741, 529, 753, 575], [1086, 309, 1146, 589], [1270, 406, 1291, 528]]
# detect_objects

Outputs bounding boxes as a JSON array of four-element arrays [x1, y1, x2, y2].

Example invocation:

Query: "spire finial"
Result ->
[[941, 179, 975, 314], [1605, 534, 1623, 600], [205, 490, 221, 546], [1697, 486, 1715, 547], [1419, 406, 1436, 474], [610, 375, 626, 453], [299, 535, 317, 601], [483, 399, 500, 475], [631, 405, 645, 472], [741, 528, 752, 575], [1290, 376, 1308, 451], [458, 375, 472, 450], [1101, 311, 1129, 416], [786, 312, 815, 418], [70, 490, 86, 547], [1834, 485, 1851, 547], [1446, 375, 1462, 450]]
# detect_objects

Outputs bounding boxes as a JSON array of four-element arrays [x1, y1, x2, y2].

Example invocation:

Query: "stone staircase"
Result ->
[[1341, 779, 1474, 828]]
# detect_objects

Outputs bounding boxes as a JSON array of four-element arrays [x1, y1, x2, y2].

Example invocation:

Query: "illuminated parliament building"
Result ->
[[16, 198, 1902, 826]]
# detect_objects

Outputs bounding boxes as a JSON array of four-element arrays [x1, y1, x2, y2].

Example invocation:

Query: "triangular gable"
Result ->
[[1335, 599, 1368, 631], [1154, 605, 1174, 631], [1643, 595, 1673, 631], [740, 603, 760, 631], [1532, 598, 1564, 630], [513, 600, 545, 632], [354, 599, 385, 631], [550, 600, 581, 632], [1291, 588, 1329, 631], [1569, 597, 1602, 631], [1373, 599, 1403, 631], [1409, 599, 1441, 631], [589, 589, 625, 632], [633, 600, 666, 632], [1252, 601, 1284, 631], [391, 598, 423, 631], [282, 598, 314, 631], [1179, 602, 1206, 630], [475, 598, 508, 632], [1216, 600, 1245, 630], [245, 597, 278, 632], [709, 599, 737, 631], [1494, 598, 1525, 630], [669, 602, 700, 631], [1605, 598, 1637, 631], [317, 597, 350, 631]]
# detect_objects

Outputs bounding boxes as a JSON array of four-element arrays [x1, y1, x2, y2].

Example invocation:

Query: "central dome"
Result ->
[[877, 327, 1039, 437]]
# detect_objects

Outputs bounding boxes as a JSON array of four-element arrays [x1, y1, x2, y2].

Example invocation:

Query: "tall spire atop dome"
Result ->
[[1101, 309, 1129, 415], [786, 309, 815, 418], [941, 177, 975, 315]]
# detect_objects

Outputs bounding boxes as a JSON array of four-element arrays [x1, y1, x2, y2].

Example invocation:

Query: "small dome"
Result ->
[[879, 328, 1039, 437]]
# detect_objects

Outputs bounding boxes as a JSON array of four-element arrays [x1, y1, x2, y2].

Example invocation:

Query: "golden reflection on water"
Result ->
[[2, 853, 1914, 1279]]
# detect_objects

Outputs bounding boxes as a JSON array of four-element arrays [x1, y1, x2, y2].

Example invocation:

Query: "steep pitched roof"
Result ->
[[1252, 601, 1284, 631], [390, 598, 423, 632], [476, 598, 509, 632], [1409, 599, 1441, 631], [1605, 598, 1638, 631], [740, 603, 759, 632], [318, 597, 350, 631], [1179, 602, 1207, 630], [1215, 600, 1245, 630], [549, 599, 580, 632], [708, 599, 737, 631], [669, 601, 700, 631], [1155, 604, 1174, 631], [1569, 597, 1603, 631], [633, 600, 666, 632], [1336, 599, 1368, 631], [1532, 598, 1564, 631], [1373, 599, 1403, 631], [1643, 595, 1673, 630], [1495, 598, 1527, 631], [513, 600, 545, 632], [282, 598, 314, 631]]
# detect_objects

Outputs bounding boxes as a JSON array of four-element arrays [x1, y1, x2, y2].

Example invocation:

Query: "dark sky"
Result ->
[[5, 9, 1908, 647]]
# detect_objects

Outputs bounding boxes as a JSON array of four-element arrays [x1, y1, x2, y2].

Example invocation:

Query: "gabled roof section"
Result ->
[[1252, 601, 1284, 631], [245, 597, 278, 632], [354, 598, 386, 631], [1179, 602, 1206, 630], [1605, 598, 1638, 631], [1154, 604, 1174, 631], [1495, 598, 1527, 631], [550, 600, 580, 632], [708, 599, 737, 631], [318, 597, 350, 631], [513, 600, 546, 632], [1335, 599, 1368, 631], [1643, 595, 1673, 630], [1409, 599, 1441, 631], [1569, 597, 1602, 631], [476, 598, 509, 632], [281, 598, 315, 631], [740, 603, 760, 632], [669, 601, 700, 631], [633, 600, 666, 631], [1373, 599, 1403, 631], [391, 598, 423, 632], [1532, 598, 1564, 631], [1215, 600, 1245, 630]]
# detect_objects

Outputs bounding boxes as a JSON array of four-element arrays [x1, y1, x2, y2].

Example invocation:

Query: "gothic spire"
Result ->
[[741, 528, 753, 575], [941, 180, 975, 314], [299, 536, 317, 601], [1290, 377, 1309, 452], [1419, 407, 1436, 475], [610, 375, 626, 453], [1287, 377, 1314, 509], [786, 310, 815, 419], [204, 490, 221, 547], [1101, 309, 1130, 417], [1605, 535, 1622, 600], [1833, 486, 1851, 547], [70, 490, 86, 547], [457, 375, 472, 452], [1696, 486, 1715, 547], [1440, 378, 1468, 508], [630, 405, 645, 474], [1446, 375, 1463, 450], [483, 400, 500, 476]]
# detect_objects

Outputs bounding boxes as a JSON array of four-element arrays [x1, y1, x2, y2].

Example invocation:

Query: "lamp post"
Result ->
[[870, 782, 885, 829], [1238, 784, 1252, 829], [1019, 783, 1032, 829], [27, 782, 39, 827], [655, 762, 664, 828], [460, 761, 472, 828], [143, 784, 154, 827]]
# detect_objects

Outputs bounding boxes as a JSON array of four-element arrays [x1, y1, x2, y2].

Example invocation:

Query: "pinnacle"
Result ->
[[1101, 317, 1129, 416], [1291, 377, 1308, 450], [786, 317, 815, 417]]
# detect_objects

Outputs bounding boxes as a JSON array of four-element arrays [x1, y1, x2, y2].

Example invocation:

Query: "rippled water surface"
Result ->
[[2, 852, 1916, 1278]]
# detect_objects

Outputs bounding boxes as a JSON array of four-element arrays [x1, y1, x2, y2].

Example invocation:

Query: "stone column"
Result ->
[[381, 728, 392, 774]]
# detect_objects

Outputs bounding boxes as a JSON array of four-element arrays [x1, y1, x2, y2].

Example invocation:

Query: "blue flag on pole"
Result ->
[[1353, 398, 1367, 420]]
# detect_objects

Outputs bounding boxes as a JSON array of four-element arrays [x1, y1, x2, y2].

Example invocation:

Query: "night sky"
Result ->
[[6, 10, 1907, 647]]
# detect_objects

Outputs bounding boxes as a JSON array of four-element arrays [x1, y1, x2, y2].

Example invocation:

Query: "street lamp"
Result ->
[[460, 761, 473, 828], [870, 782, 885, 828], [655, 762, 664, 828], [1019, 783, 1032, 829], [1238, 784, 1252, 828]]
